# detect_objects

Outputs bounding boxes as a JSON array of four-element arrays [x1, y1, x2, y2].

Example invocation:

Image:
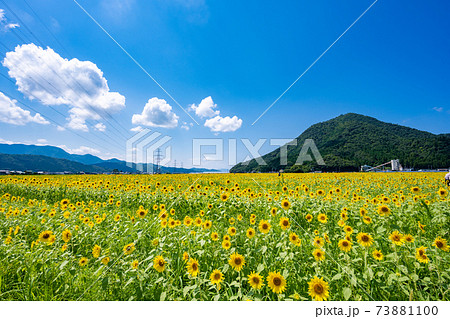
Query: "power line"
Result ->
[[1, 0, 131, 138], [0, 85, 123, 154], [0, 43, 124, 149]]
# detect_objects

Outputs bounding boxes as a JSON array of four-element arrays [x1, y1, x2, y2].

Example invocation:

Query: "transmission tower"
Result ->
[[153, 148, 162, 174]]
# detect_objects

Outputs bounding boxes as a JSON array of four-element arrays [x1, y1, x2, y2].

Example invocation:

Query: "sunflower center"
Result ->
[[314, 284, 324, 294], [362, 235, 369, 242], [234, 258, 242, 265], [283, 221, 288, 226], [159, 260, 164, 267], [214, 273, 221, 280], [192, 263, 198, 271], [43, 233, 49, 239], [273, 277, 281, 286], [343, 241, 348, 247], [436, 241, 443, 248], [252, 277, 259, 284], [262, 224, 268, 230]]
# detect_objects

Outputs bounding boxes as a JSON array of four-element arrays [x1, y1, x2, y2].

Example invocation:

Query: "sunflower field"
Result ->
[[0, 172, 449, 301]]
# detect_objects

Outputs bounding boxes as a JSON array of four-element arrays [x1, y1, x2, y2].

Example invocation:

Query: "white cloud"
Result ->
[[433, 107, 443, 112], [59, 145, 101, 155], [56, 125, 66, 131], [37, 138, 48, 144], [0, 9, 19, 32], [204, 115, 242, 132], [2, 44, 125, 131], [0, 91, 49, 125], [130, 126, 144, 132], [94, 122, 106, 132], [190, 96, 220, 118], [132, 97, 179, 128]]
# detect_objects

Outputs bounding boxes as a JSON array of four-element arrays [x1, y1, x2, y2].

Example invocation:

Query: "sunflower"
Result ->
[[79, 257, 88, 267], [92, 245, 101, 258], [203, 220, 212, 229], [183, 252, 189, 261], [338, 239, 352, 252], [38, 230, 53, 243], [101, 257, 110, 265], [228, 227, 237, 236], [356, 232, 374, 247], [432, 237, 449, 252], [153, 255, 166, 272], [220, 193, 229, 201], [246, 228, 255, 239], [372, 249, 384, 261], [194, 217, 203, 227], [418, 221, 426, 233], [344, 225, 353, 234], [313, 248, 325, 261], [337, 219, 346, 227], [183, 216, 192, 226], [270, 207, 277, 216], [266, 271, 286, 294], [123, 243, 135, 255], [222, 240, 231, 250], [289, 232, 301, 246], [313, 236, 324, 248], [229, 252, 245, 272], [211, 232, 219, 241], [403, 234, 415, 244], [186, 258, 200, 277], [416, 246, 429, 263], [377, 205, 390, 216], [411, 186, 421, 194], [305, 214, 313, 222], [258, 220, 271, 234], [210, 269, 224, 287], [438, 188, 448, 197], [62, 229, 72, 242], [132, 260, 139, 269], [247, 272, 264, 290], [279, 217, 290, 230], [136, 208, 147, 218], [308, 276, 330, 301], [389, 231, 404, 246], [363, 216, 372, 224], [317, 213, 328, 223], [281, 200, 290, 210]]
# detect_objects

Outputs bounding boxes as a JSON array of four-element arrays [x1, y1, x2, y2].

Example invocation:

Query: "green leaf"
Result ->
[[343, 287, 352, 300], [101, 277, 109, 290], [257, 263, 265, 273], [160, 291, 166, 301], [332, 273, 342, 281]]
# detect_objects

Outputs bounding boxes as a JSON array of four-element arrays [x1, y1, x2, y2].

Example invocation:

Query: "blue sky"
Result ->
[[0, 0, 449, 169]]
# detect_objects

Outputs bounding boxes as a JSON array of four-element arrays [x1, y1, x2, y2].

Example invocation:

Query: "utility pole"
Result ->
[[174, 160, 177, 173]]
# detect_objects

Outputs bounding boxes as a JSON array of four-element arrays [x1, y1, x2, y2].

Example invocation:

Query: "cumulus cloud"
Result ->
[[190, 96, 220, 118], [433, 107, 443, 112], [132, 97, 179, 128], [37, 138, 48, 144], [94, 122, 106, 132], [0, 91, 49, 125], [2, 44, 125, 131], [59, 145, 101, 155], [0, 9, 19, 32], [130, 126, 144, 132], [204, 115, 242, 132]]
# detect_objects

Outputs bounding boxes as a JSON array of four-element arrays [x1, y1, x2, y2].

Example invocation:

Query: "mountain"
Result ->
[[230, 113, 450, 173], [0, 143, 103, 165], [0, 153, 106, 173], [0, 143, 220, 174]]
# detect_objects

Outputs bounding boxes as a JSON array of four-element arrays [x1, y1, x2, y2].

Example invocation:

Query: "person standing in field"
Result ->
[[445, 170, 450, 186]]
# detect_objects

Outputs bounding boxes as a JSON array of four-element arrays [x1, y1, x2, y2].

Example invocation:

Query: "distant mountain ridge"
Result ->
[[0, 143, 219, 174], [230, 113, 450, 173]]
